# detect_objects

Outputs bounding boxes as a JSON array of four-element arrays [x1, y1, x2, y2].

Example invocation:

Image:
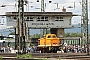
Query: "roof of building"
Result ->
[[0, 12, 78, 16]]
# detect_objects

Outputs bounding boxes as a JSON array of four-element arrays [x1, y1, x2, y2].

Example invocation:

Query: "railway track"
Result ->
[[31, 53, 90, 59], [0, 53, 90, 60], [0, 53, 17, 57]]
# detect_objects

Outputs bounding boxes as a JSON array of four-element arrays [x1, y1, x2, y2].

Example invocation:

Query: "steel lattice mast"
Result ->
[[16, 0, 26, 53], [81, 0, 89, 54]]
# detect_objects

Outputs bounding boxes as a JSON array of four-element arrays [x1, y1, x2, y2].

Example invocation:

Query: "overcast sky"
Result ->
[[0, 0, 90, 29]]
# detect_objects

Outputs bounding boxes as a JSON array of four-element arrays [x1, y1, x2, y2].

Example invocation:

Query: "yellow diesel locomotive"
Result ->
[[37, 34, 60, 53]]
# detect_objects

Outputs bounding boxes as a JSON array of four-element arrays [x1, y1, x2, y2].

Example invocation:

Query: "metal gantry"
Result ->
[[81, 0, 89, 54]]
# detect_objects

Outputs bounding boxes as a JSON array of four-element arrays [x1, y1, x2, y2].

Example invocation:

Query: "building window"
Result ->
[[13, 16, 17, 20], [45, 17, 48, 21], [41, 16, 44, 21], [30, 17, 33, 21], [27, 17, 29, 19], [37, 16, 48, 21], [25, 16, 33, 21], [52, 36, 56, 38], [55, 16, 63, 21], [37, 16, 40, 21]]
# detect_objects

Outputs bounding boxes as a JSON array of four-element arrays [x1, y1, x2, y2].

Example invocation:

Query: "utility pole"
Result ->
[[17, 0, 26, 54], [37, 0, 45, 37], [37, 0, 51, 36], [41, 0, 45, 36], [26, 21, 29, 41], [41, 0, 45, 12], [81, 0, 89, 54]]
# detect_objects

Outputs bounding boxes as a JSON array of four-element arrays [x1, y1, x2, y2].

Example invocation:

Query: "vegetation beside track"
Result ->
[[0, 56, 2, 60], [17, 53, 33, 58], [17, 53, 48, 60]]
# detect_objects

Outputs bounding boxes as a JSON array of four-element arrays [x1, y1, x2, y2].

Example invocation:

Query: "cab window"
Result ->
[[52, 36, 56, 38], [47, 35, 51, 38]]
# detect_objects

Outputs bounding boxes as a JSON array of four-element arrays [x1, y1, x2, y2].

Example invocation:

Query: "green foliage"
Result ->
[[17, 54, 48, 60], [9, 32, 15, 35], [64, 32, 81, 37], [30, 32, 82, 38], [30, 43, 35, 46], [58, 57, 61, 60], [30, 29, 50, 38], [30, 33, 40, 38], [9, 30, 83, 38], [0, 56, 2, 60], [17, 53, 33, 58]]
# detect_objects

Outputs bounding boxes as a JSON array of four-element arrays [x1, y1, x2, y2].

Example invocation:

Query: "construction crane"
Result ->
[[81, 0, 89, 54]]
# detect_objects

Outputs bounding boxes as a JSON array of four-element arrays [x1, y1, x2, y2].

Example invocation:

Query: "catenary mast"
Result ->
[[17, 0, 26, 54], [81, 0, 89, 54]]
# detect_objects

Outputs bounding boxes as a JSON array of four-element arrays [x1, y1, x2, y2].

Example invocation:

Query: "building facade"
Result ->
[[5, 11, 77, 38]]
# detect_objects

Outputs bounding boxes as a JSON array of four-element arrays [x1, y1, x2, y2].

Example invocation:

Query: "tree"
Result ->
[[30, 33, 40, 38], [9, 32, 15, 35], [64, 32, 81, 37], [64, 32, 70, 37]]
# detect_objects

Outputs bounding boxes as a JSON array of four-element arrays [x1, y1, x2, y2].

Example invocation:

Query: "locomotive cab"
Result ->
[[37, 34, 61, 53]]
